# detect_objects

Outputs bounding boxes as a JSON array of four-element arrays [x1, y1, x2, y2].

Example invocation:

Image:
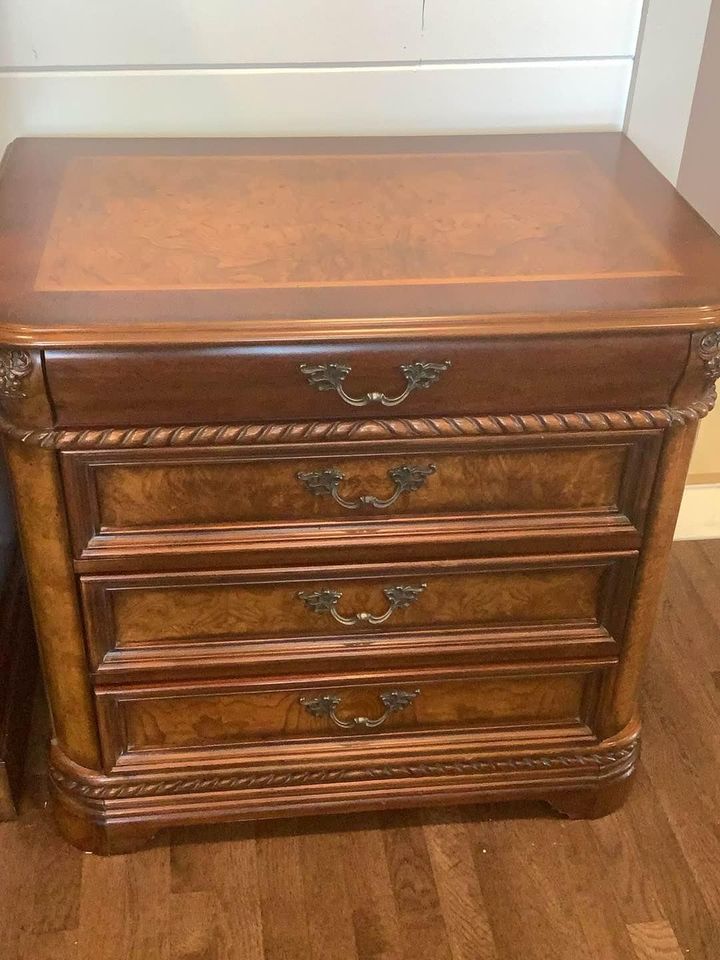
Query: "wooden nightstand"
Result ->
[[0, 134, 718, 852]]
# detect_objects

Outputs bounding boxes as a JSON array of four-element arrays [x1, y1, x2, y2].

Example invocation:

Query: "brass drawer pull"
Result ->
[[298, 583, 427, 626], [299, 360, 451, 407], [297, 463, 436, 510], [300, 689, 420, 729]]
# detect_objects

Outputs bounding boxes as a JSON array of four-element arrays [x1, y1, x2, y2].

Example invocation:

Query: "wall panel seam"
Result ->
[[0, 57, 636, 80]]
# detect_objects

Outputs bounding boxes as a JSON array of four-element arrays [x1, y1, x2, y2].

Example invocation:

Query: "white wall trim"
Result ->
[[0, 60, 633, 151], [674, 484, 720, 540], [626, 0, 713, 183]]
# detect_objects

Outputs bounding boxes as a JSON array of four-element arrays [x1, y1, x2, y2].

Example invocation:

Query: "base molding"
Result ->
[[48, 722, 640, 853]]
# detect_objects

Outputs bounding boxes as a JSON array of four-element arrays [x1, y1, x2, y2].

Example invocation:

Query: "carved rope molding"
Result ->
[[0, 333, 718, 451], [50, 742, 638, 801], [0, 390, 716, 451]]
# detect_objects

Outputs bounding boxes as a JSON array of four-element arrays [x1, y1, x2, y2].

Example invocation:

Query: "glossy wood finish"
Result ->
[[62, 436, 654, 552], [63, 432, 660, 572], [45, 335, 689, 427], [2, 439, 100, 771], [0, 134, 719, 853], [2, 541, 718, 957], [2, 135, 720, 345], [96, 668, 599, 769], [0, 542, 36, 820], [80, 553, 633, 679], [36, 150, 678, 292]]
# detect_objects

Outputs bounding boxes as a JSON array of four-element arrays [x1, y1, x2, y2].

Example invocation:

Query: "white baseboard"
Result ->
[[674, 483, 720, 540]]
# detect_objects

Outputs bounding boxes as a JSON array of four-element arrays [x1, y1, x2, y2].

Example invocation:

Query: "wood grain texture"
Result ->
[[1, 135, 720, 346], [88, 443, 629, 528], [85, 556, 616, 650], [60, 433, 658, 571], [44, 334, 690, 429], [0, 544, 37, 820], [627, 920, 686, 960], [2, 438, 100, 770], [35, 151, 677, 292], [1, 135, 718, 854], [2, 542, 717, 959], [96, 670, 593, 764]]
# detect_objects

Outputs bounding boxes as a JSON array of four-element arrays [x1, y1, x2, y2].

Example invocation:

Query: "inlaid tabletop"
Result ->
[[0, 134, 719, 345], [36, 150, 675, 292]]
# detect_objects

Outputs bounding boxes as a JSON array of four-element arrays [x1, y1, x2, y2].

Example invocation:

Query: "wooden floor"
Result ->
[[1, 540, 719, 960]]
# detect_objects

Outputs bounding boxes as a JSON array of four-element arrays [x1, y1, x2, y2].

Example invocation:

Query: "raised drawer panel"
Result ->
[[62, 435, 659, 561], [96, 668, 600, 769], [81, 553, 634, 676], [89, 445, 626, 525]]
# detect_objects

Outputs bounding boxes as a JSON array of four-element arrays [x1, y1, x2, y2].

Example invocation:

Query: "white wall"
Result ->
[[625, 0, 720, 539], [0, 1, 643, 149], [626, 0, 713, 183]]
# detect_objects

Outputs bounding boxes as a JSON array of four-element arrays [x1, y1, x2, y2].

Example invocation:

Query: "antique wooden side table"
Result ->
[[0, 134, 718, 853]]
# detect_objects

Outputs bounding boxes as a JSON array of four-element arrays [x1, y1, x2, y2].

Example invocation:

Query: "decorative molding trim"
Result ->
[[0, 349, 32, 399], [49, 741, 638, 801], [0, 388, 716, 451], [1, 330, 718, 450]]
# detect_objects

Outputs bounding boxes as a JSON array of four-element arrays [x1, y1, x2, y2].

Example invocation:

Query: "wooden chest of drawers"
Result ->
[[1, 134, 719, 853]]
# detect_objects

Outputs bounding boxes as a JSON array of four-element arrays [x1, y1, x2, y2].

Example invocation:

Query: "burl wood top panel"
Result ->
[[1, 134, 720, 345], [36, 151, 674, 291]]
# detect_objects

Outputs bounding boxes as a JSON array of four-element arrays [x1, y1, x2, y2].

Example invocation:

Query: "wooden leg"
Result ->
[[99, 824, 160, 856], [544, 770, 636, 820], [51, 792, 158, 855]]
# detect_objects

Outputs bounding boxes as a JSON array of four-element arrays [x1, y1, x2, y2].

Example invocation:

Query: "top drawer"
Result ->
[[44, 331, 688, 428]]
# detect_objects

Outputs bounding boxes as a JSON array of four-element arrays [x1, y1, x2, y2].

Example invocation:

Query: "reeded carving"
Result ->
[[0, 349, 32, 399], [49, 740, 638, 801]]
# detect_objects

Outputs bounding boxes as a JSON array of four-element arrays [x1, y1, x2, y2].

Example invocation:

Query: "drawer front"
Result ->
[[95, 667, 603, 769], [63, 435, 659, 560], [81, 553, 634, 677], [45, 332, 688, 428]]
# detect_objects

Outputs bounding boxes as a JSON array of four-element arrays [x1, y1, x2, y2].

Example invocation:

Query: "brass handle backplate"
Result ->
[[297, 463, 436, 510], [299, 360, 451, 407], [298, 583, 427, 626], [300, 689, 420, 729]]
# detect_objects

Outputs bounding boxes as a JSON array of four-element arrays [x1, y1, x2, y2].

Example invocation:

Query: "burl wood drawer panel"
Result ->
[[44, 331, 688, 428], [95, 667, 603, 770], [62, 435, 659, 561], [81, 553, 634, 679]]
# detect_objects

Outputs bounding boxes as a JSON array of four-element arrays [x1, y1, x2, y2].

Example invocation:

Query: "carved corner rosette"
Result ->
[[0, 347, 59, 445], [699, 329, 720, 386], [0, 349, 32, 399]]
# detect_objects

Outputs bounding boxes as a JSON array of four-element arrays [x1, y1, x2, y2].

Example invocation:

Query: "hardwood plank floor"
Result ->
[[1, 541, 719, 960]]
